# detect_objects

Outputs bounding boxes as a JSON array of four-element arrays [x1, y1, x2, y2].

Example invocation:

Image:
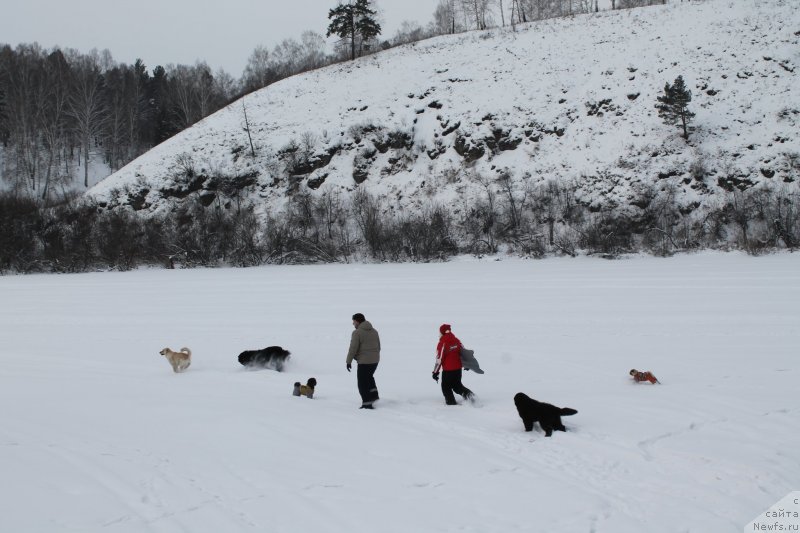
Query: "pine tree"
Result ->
[[655, 75, 695, 140], [327, 0, 382, 61]]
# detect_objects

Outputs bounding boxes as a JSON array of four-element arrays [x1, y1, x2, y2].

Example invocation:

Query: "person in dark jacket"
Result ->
[[432, 324, 474, 405], [346, 313, 381, 409]]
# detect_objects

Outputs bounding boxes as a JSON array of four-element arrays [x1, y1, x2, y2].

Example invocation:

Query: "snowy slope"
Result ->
[[1, 253, 798, 532], [87, 0, 800, 224]]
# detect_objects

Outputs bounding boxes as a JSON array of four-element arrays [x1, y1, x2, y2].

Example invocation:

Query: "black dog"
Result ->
[[513, 392, 578, 437], [238, 346, 291, 371]]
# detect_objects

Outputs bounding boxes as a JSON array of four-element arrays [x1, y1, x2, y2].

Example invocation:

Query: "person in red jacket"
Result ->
[[432, 324, 474, 405]]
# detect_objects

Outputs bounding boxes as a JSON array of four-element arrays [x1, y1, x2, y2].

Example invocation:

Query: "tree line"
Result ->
[[431, 0, 666, 34], [1, 173, 796, 273], [0, 44, 238, 199], [0, 26, 383, 201], [0, 36, 349, 201]]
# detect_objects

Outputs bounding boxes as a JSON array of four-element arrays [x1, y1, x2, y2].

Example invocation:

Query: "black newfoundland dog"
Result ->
[[238, 346, 291, 371], [513, 392, 578, 437]]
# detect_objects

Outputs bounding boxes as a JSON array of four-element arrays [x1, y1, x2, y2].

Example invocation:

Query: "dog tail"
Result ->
[[560, 408, 578, 416], [180, 347, 191, 355]]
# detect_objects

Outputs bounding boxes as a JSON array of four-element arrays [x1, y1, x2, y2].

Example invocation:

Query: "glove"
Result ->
[[432, 372, 439, 382], [346, 363, 352, 372]]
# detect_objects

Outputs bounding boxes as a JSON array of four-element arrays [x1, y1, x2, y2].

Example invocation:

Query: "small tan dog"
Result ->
[[160, 347, 192, 373]]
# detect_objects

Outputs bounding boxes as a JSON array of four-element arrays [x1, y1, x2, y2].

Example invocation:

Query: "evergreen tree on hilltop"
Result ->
[[327, 0, 382, 61], [148, 65, 175, 144], [655, 75, 695, 140]]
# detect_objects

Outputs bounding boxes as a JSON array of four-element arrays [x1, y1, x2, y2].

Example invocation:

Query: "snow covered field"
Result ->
[[1, 253, 798, 532]]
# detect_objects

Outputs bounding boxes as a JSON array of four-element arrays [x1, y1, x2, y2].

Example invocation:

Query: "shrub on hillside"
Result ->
[[0, 194, 43, 273]]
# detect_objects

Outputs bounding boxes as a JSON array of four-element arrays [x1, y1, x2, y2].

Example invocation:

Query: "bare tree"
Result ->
[[270, 38, 304, 79], [0, 43, 49, 193], [530, 179, 581, 254], [299, 131, 318, 166], [212, 67, 238, 102], [463, 172, 499, 252], [299, 31, 328, 71], [642, 181, 682, 255], [241, 32, 328, 94], [461, 0, 493, 30], [510, 0, 519, 29], [194, 62, 215, 119], [350, 188, 386, 258], [68, 52, 107, 187], [517, 0, 531, 22], [39, 50, 71, 199], [433, 0, 462, 34], [241, 99, 256, 157], [497, 171, 528, 232], [726, 189, 752, 252], [241, 45, 273, 93], [618, 0, 666, 8], [392, 20, 428, 46], [166, 64, 197, 131], [318, 189, 344, 241]]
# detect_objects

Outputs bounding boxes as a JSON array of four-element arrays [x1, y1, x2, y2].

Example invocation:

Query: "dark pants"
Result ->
[[441, 369, 472, 405], [357, 363, 379, 406]]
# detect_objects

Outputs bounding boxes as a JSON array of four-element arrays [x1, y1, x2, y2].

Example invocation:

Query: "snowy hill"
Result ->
[[88, 0, 800, 241], [1, 254, 798, 532]]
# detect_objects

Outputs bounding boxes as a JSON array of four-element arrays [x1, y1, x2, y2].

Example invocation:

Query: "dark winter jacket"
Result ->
[[459, 348, 484, 374], [346, 321, 381, 365]]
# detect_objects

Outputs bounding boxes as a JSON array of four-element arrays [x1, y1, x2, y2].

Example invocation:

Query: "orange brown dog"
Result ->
[[629, 369, 659, 384]]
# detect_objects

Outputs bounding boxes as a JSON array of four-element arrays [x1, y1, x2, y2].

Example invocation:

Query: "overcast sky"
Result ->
[[0, 0, 441, 77]]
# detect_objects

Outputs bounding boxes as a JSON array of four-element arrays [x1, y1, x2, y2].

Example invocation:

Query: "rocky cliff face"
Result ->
[[88, 0, 799, 255]]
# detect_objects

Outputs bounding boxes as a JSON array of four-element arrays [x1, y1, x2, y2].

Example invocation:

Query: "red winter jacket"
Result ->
[[632, 371, 659, 384], [434, 332, 463, 373]]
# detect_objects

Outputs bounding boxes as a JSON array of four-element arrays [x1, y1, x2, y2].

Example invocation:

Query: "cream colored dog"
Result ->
[[159, 347, 192, 373]]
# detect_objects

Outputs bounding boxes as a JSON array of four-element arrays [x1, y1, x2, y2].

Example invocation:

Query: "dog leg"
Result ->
[[523, 418, 534, 432]]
